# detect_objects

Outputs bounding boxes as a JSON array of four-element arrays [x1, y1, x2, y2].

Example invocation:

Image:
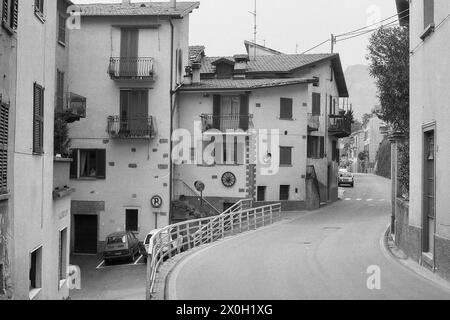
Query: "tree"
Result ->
[[367, 26, 409, 133], [54, 117, 71, 157], [375, 137, 391, 179]]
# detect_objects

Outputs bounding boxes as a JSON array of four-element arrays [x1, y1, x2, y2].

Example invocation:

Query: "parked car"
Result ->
[[144, 228, 184, 262], [338, 172, 354, 187], [103, 231, 140, 264]]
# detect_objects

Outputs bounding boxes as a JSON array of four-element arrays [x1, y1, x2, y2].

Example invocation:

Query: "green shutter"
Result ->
[[312, 93, 321, 116], [280, 98, 293, 119], [70, 149, 78, 179], [320, 136, 325, 158], [96, 149, 106, 179], [11, 0, 18, 29], [239, 94, 249, 131], [212, 95, 221, 130], [33, 83, 44, 154]]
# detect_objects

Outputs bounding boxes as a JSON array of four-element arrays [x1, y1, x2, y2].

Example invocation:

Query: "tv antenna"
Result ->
[[248, 0, 257, 60]]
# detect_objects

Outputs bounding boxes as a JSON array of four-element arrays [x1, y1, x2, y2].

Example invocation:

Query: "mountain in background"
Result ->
[[344, 64, 379, 122]]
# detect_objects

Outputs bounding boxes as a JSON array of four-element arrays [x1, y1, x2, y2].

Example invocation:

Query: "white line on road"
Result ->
[[367, 199, 373, 202], [134, 255, 143, 265], [344, 198, 351, 201], [356, 199, 362, 201], [96, 260, 105, 269]]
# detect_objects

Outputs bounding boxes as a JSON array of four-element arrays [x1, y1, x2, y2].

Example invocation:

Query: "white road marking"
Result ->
[[367, 199, 373, 202], [344, 198, 351, 201], [134, 255, 143, 265], [356, 199, 362, 201], [96, 260, 105, 269], [379, 199, 385, 202]]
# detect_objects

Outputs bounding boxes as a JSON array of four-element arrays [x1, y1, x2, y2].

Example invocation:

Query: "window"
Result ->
[[312, 93, 321, 116], [280, 98, 293, 120], [59, 229, 68, 284], [126, 209, 139, 232], [257, 186, 266, 202], [280, 146, 292, 166], [1, 0, 18, 32], [222, 136, 243, 165], [58, 14, 66, 44], [280, 185, 290, 201], [313, 76, 319, 87], [424, 0, 434, 29], [329, 95, 333, 115], [216, 63, 233, 79], [33, 83, 44, 155], [307, 136, 325, 159], [30, 247, 42, 292], [34, 0, 44, 17], [56, 70, 64, 112], [70, 149, 106, 179], [0, 99, 9, 194]]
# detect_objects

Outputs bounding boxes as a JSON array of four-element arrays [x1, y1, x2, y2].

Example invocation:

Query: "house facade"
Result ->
[[175, 45, 350, 211], [0, 0, 74, 300], [363, 115, 387, 171], [398, 0, 450, 280], [67, 1, 199, 253]]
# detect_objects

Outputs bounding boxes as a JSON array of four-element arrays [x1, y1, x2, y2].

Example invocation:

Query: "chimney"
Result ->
[[191, 63, 201, 85], [170, 0, 176, 9]]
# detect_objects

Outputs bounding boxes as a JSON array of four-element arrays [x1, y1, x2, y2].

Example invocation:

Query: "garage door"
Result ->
[[74, 215, 98, 254]]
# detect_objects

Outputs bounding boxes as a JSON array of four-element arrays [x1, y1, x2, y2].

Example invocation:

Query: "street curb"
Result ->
[[381, 224, 450, 293]]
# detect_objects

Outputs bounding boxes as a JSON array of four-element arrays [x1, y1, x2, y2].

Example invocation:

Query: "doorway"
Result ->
[[74, 215, 98, 254], [422, 129, 435, 258]]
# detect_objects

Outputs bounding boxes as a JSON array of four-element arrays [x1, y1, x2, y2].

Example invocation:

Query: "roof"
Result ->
[[200, 53, 338, 74], [180, 78, 315, 92], [244, 40, 283, 55], [78, 2, 200, 18]]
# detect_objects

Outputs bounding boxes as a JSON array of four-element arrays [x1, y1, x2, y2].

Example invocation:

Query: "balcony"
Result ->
[[328, 114, 352, 138], [56, 92, 86, 123], [107, 116, 156, 139], [307, 114, 320, 132], [200, 114, 254, 133], [108, 57, 154, 81]]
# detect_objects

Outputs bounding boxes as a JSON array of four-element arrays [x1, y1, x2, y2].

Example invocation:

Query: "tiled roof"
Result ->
[[180, 78, 314, 91], [188, 46, 205, 64], [78, 2, 200, 17], [200, 53, 336, 74]]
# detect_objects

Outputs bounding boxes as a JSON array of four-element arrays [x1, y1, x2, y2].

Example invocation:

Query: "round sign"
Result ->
[[194, 180, 205, 192], [151, 195, 163, 209]]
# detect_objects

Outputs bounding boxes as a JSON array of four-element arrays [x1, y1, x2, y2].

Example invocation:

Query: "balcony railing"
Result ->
[[200, 114, 254, 132], [107, 116, 156, 139], [328, 114, 352, 138], [108, 57, 154, 80], [307, 113, 320, 132]]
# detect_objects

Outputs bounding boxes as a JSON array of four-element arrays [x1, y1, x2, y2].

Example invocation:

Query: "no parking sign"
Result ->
[[151, 195, 163, 209]]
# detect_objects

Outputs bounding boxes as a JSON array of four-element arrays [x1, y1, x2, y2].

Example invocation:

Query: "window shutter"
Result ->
[[58, 14, 66, 43], [33, 83, 44, 154], [2, 0, 8, 23], [320, 136, 325, 158], [424, 0, 434, 28], [239, 94, 249, 131], [329, 95, 333, 115], [280, 98, 293, 119], [280, 147, 292, 166], [312, 93, 321, 116], [11, 0, 18, 29], [96, 149, 106, 179], [0, 101, 9, 193], [212, 95, 221, 130], [70, 149, 78, 179]]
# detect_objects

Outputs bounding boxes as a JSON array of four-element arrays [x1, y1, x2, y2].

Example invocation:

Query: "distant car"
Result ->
[[338, 172, 354, 187], [144, 228, 183, 262], [103, 231, 140, 264]]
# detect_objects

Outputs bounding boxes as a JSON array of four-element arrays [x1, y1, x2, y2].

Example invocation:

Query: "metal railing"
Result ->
[[108, 57, 154, 79], [146, 202, 282, 299], [173, 178, 221, 216], [328, 114, 352, 138], [107, 116, 155, 139], [200, 114, 254, 132]]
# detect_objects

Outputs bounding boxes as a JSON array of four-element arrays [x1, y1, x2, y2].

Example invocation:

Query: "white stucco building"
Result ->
[[67, 1, 199, 253], [175, 44, 350, 211]]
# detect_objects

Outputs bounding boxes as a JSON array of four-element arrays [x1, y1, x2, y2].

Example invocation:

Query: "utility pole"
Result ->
[[330, 34, 336, 53]]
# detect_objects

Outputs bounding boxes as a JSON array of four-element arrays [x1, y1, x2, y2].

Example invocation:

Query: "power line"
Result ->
[[300, 39, 330, 54], [336, 19, 403, 42]]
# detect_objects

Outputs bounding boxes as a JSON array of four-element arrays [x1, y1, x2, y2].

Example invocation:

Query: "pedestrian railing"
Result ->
[[146, 202, 282, 299]]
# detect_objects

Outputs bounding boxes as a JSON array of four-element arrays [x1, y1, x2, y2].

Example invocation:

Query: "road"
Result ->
[[169, 174, 450, 300]]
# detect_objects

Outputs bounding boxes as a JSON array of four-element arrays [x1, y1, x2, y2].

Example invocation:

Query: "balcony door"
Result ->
[[120, 28, 139, 76], [213, 95, 249, 131], [120, 90, 149, 135], [422, 129, 435, 257]]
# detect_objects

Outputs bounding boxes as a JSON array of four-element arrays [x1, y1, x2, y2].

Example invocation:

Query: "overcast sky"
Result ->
[[72, 0, 398, 70]]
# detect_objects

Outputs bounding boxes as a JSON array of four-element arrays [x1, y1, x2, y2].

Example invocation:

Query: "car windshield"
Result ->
[[341, 173, 352, 177], [107, 235, 126, 244]]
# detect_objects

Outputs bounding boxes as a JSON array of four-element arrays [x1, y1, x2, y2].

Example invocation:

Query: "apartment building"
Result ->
[[175, 44, 350, 211], [67, 1, 199, 253], [0, 0, 17, 299], [0, 0, 75, 300], [397, 0, 450, 280]]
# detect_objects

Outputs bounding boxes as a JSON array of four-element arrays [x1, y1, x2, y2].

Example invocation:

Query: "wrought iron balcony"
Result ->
[[108, 57, 154, 81], [307, 113, 320, 132], [200, 114, 254, 133], [328, 114, 352, 138], [107, 116, 156, 139]]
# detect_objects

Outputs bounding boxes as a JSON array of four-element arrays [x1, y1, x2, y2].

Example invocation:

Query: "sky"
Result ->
[[72, 0, 398, 70]]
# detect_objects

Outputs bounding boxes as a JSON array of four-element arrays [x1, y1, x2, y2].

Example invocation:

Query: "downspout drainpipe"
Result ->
[[169, 19, 175, 225]]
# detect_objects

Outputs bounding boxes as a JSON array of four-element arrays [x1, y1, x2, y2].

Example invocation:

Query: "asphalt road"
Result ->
[[169, 174, 450, 300]]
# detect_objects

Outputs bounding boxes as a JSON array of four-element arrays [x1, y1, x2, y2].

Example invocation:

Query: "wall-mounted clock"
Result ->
[[221, 172, 236, 188]]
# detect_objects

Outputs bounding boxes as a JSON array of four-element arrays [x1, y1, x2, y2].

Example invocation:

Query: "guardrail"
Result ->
[[146, 202, 282, 299]]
